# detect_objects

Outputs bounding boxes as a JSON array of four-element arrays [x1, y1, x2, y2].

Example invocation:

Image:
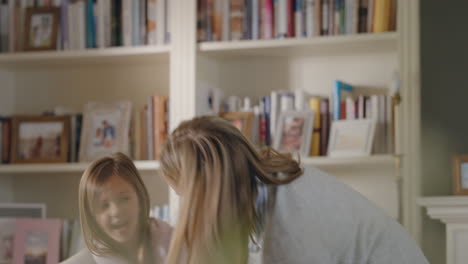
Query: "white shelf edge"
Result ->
[[0, 160, 160, 174], [301, 154, 396, 168], [199, 32, 398, 52], [0, 45, 171, 63], [417, 196, 468, 207]]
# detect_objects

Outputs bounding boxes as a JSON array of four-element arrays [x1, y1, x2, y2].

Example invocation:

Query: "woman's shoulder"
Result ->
[[60, 248, 96, 264], [150, 218, 174, 259]]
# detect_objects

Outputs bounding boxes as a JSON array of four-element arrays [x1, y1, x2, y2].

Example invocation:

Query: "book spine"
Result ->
[[287, 0, 294, 37], [122, 0, 132, 46], [295, 0, 303, 37], [309, 97, 321, 156], [367, 0, 374, 32], [140, 105, 148, 160], [275, 0, 287, 38], [139, 0, 146, 44], [321, 0, 328, 35], [86, 0, 96, 48], [252, 0, 259, 40], [243, 0, 252, 39], [373, 0, 391, 32], [304, 0, 313, 37], [77, 1, 86, 49], [0, 4, 9, 52], [156, 0, 165, 44], [345, 96, 355, 120], [213, 0, 223, 41], [262, 0, 274, 39], [262, 96, 271, 146], [222, 0, 230, 40], [230, 0, 244, 40], [146, 0, 157, 45], [358, 0, 367, 33], [132, 0, 140, 45], [319, 98, 329, 156]]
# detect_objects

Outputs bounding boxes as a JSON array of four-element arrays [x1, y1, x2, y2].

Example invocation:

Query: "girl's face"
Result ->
[[93, 174, 140, 248]]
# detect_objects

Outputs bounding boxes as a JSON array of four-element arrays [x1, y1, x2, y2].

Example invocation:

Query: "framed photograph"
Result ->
[[220, 112, 254, 139], [0, 219, 15, 264], [453, 155, 468, 195], [12, 219, 62, 264], [273, 110, 314, 156], [24, 8, 60, 51], [0, 203, 46, 218], [328, 119, 376, 158], [11, 116, 70, 163], [79, 101, 132, 162]]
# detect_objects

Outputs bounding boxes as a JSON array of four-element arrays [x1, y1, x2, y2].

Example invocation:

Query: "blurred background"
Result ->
[[0, 0, 465, 263]]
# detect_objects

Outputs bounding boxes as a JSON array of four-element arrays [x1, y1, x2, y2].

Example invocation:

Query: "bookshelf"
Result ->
[[199, 32, 398, 58], [0, 160, 160, 174], [0, 0, 422, 246], [0, 46, 171, 68]]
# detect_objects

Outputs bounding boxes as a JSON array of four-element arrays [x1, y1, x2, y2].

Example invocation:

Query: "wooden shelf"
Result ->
[[301, 154, 396, 169], [198, 32, 397, 58], [0, 160, 160, 174], [0, 45, 171, 69]]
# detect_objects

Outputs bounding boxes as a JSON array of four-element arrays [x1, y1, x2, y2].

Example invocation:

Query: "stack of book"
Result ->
[[0, 0, 171, 53], [197, 0, 397, 42], [219, 80, 396, 157]]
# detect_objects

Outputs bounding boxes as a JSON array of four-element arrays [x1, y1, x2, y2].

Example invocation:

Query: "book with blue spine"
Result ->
[[333, 80, 353, 120], [86, 0, 96, 48]]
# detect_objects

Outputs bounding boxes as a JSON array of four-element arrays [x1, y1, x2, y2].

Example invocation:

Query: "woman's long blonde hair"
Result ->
[[78, 152, 152, 263], [160, 116, 303, 264]]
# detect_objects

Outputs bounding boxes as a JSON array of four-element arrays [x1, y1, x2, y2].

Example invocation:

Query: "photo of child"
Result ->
[[29, 14, 53, 48], [18, 122, 64, 160], [279, 117, 305, 152], [89, 111, 119, 154]]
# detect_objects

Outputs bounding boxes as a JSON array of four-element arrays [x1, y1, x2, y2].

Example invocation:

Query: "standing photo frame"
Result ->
[[273, 110, 314, 156], [453, 155, 468, 195], [12, 219, 62, 264], [79, 101, 132, 162], [220, 112, 254, 139], [11, 116, 70, 164], [24, 7, 60, 51], [328, 119, 376, 158]]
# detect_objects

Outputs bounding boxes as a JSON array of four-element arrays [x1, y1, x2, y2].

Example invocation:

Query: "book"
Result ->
[[309, 97, 321, 156], [230, 0, 244, 40], [152, 95, 168, 160], [156, 0, 166, 44], [332, 80, 353, 120], [319, 98, 330, 155]]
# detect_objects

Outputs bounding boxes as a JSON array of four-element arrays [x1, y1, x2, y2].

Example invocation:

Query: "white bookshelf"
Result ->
[[0, 45, 170, 69], [199, 32, 398, 58], [0, 160, 160, 174], [302, 154, 396, 169]]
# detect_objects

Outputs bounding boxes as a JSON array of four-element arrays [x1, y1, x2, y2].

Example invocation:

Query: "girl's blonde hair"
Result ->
[[160, 116, 303, 264], [78, 152, 152, 262]]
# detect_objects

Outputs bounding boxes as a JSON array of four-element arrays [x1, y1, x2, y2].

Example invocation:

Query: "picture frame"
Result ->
[[11, 116, 70, 164], [0, 219, 15, 264], [452, 155, 468, 195], [328, 119, 376, 158], [24, 7, 60, 51], [273, 110, 314, 156], [220, 112, 254, 139], [0, 203, 46, 218], [12, 219, 62, 264], [79, 101, 132, 162]]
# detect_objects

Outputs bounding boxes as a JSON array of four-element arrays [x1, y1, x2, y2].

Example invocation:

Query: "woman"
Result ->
[[61, 153, 172, 264], [160, 116, 428, 264]]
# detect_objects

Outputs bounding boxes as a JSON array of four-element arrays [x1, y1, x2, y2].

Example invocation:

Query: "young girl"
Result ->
[[160, 116, 429, 264], [61, 152, 172, 264]]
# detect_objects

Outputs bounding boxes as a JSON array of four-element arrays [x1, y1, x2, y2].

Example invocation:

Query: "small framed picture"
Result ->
[[0, 219, 15, 264], [24, 7, 60, 51], [220, 112, 254, 139], [12, 219, 62, 264], [453, 155, 468, 195], [11, 116, 70, 163], [79, 101, 132, 162], [273, 110, 314, 156], [328, 119, 376, 158]]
